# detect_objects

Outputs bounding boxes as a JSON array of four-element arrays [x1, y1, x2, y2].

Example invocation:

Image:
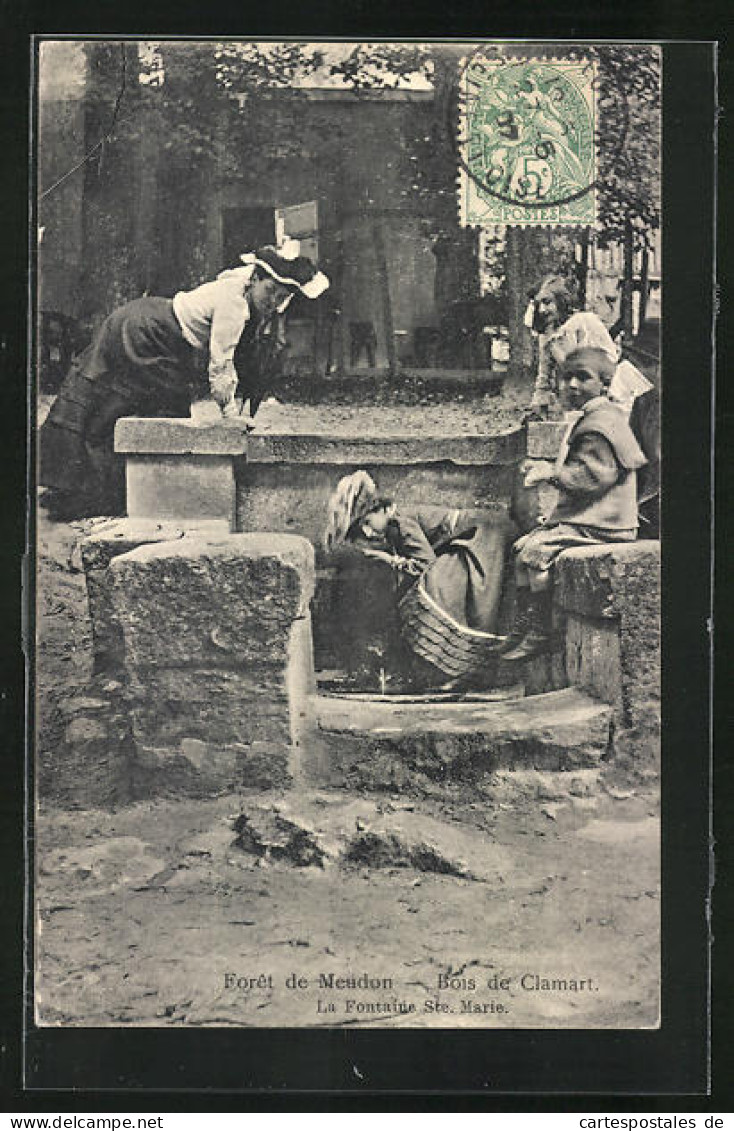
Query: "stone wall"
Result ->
[[238, 431, 523, 548], [93, 416, 660, 798], [554, 541, 661, 772], [115, 420, 524, 546]]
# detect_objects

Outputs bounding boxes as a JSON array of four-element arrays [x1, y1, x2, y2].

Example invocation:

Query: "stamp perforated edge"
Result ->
[[456, 53, 598, 229]]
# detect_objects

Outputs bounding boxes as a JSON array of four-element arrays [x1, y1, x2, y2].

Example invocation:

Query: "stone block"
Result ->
[[526, 421, 568, 460], [125, 455, 237, 527], [237, 463, 516, 549], [564, 613, 622, 706], [81, 518, 230, 673], [131, 738, 291, 799], [115, 416, 250, 456], [126, 665, 291, 748], [107, 532, 316, 797], [554, 541, 660, 735], [80, 517, 231, 572], [109, 533, 315, 670], [554, 541, 661, 621], [244, 430, 523, 467]]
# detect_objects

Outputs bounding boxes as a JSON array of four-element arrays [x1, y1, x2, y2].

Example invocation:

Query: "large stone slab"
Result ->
[[107, 532, 317, 797], [109, 533, 315, 670], [244, 430, 522, 466], [115, 417, 250, 456], [314, 686, 613, 794]]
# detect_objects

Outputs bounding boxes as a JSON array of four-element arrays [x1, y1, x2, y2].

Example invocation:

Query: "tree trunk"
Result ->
[[620, 217, 635, 338], [372, 219, 397, 374], [506, 225, 532, 386], [505, 226, 576, 392], [133, 126, 159, 295], [577, 226, 591, 309], [638, 245, 650, 330]]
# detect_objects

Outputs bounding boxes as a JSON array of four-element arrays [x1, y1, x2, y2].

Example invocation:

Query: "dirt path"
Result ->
[[35, 786, 659, 1029]]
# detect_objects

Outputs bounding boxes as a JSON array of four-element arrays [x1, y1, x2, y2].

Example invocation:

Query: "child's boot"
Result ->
[[501, 590, 554, 661], [496, 587, 531, 654]]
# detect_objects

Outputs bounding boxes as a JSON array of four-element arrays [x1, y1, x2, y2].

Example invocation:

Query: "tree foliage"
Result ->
[[81, 40, 659, 247], [585, 44, 661, 252], [73, 40, 659, 353]]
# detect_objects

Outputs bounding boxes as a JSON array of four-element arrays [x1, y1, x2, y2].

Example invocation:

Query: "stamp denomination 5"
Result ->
[[458, 54, 597, 227]]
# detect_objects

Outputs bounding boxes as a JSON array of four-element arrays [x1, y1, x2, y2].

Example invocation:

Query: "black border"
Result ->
[[1, 16, 723, 1109]]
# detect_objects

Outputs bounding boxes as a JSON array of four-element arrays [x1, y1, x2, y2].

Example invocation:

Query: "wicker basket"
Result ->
[[399, 576, 503, 678]]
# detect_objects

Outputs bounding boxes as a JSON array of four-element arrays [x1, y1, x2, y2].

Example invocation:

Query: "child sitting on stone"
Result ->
[[502, 346, 647, 661]]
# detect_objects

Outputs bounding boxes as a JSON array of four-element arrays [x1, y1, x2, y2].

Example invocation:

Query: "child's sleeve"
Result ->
[[395, 516, 438, 569], [553, 433, 621, 497]]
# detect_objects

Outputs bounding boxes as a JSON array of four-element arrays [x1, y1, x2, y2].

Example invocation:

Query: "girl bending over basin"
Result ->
[[323, 471, 511, 693]]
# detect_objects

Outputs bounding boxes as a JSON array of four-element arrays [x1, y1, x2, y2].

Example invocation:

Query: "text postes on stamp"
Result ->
[[458, 55, 597, 228]]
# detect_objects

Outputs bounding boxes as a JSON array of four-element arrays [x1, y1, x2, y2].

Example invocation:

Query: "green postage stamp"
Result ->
[[458, 55, 597, 226]]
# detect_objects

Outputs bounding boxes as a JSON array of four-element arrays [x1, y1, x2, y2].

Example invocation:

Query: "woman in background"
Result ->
[[526, 273, 652, 417]]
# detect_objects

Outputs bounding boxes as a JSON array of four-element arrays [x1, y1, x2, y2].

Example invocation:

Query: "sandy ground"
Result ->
[[38, 387, 529, 439], [33, 396, 660, 1030], [252, 387, 530, 437], [35, 789, 660, 1029]]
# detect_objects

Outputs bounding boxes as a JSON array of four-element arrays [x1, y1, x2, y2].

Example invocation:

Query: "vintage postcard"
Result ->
[[29, 37, 709, 1069]]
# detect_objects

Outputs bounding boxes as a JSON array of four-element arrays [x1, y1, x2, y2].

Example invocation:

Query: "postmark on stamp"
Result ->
[[458, 54, 597, 227]]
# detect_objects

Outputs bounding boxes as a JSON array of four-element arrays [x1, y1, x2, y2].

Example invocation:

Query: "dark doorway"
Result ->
[[222, 207, 275, 267]]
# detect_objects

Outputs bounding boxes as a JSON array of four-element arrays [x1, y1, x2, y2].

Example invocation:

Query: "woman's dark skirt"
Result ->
[[39, 296, 202, 515]]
